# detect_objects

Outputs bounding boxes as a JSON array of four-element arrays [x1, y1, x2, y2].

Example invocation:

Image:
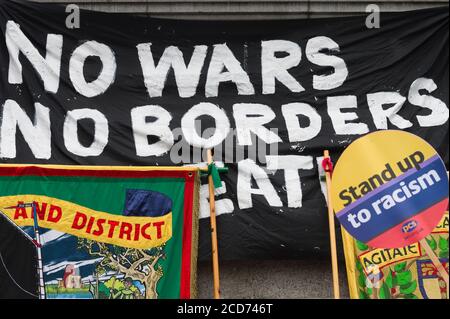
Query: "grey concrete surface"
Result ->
[[197, 259, 350, 299]]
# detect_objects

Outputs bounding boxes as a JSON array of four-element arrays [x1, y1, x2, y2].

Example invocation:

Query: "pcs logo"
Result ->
[[402, 220, 418, 233]]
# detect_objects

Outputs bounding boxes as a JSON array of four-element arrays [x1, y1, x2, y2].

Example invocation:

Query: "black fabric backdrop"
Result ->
[[0, 0, 448, 260]]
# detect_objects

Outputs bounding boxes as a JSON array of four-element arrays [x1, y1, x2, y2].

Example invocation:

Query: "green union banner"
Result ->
[[0, 164, 200, 299]]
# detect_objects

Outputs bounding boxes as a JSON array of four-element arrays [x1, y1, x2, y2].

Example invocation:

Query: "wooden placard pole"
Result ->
[[323, 150, 340, 299], [207, 149, 221, 299], [420, 238, 449, 295]]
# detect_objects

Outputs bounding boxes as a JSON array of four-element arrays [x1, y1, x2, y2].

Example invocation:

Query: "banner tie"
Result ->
[[322, 157, 334, 174], [202, 163, 229, 189]]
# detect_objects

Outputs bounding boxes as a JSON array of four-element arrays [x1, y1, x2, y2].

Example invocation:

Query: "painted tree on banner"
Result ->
[[77, 238, 165, 299]]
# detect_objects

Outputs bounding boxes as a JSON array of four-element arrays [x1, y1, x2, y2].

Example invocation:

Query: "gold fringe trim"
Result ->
[[0, 163, 201, 172], [189, 172, 201, 299], [341, 228, 359, 299]]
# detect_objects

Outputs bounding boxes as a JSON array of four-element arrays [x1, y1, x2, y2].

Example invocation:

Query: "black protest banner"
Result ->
[[0, 0, 448, 260]]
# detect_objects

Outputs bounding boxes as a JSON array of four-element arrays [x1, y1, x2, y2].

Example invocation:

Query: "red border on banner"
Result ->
[[0, 165, 194, 179], [179, 172, 195, 299], [0, 165, 198, 299]]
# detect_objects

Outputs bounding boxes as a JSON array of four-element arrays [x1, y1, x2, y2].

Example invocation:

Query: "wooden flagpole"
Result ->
[[420, 238, 449, 295], [207, 149, 221, 299], [323, 150, 340, 299]]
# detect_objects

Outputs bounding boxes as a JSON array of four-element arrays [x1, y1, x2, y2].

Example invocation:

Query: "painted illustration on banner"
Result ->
[[342, 212, 448, 299], [0, 165, 199, 299]]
